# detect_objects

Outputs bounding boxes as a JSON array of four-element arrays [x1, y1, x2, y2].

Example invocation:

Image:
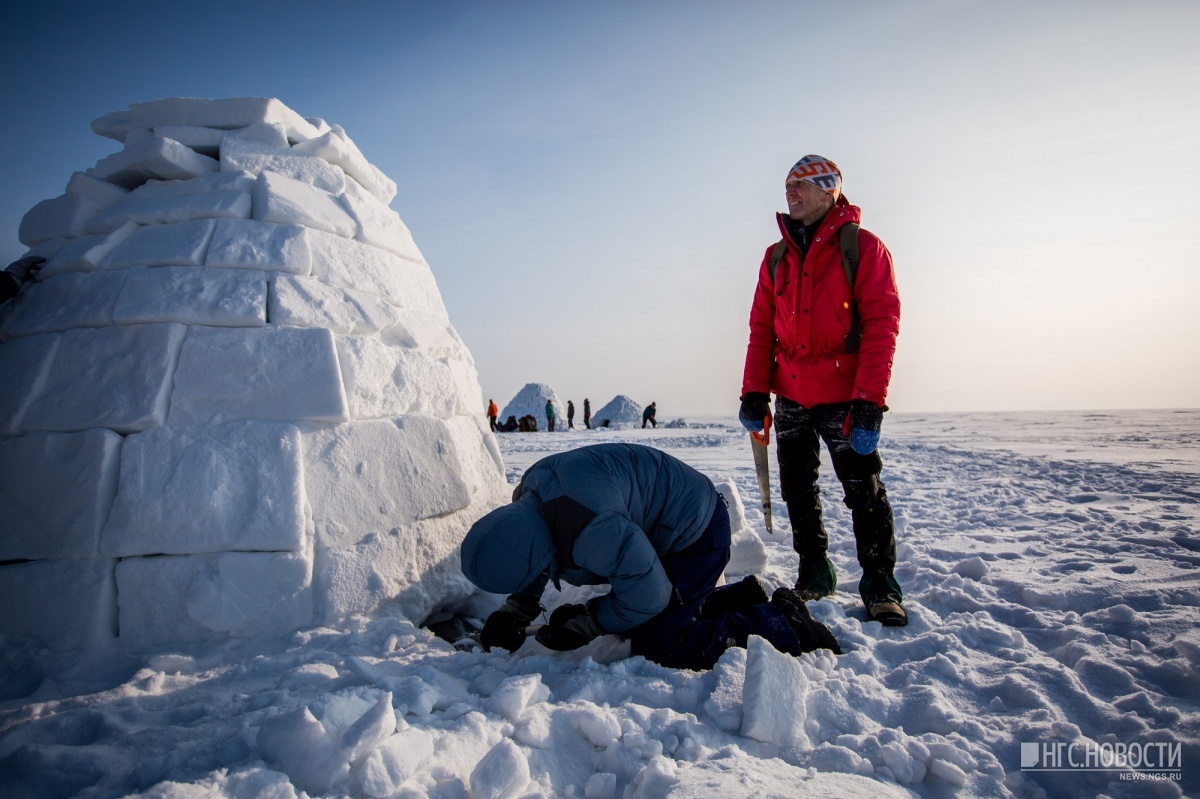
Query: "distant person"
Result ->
[[567, 400, 575, 429], [739, 155, 905, 626], [545, 399, 555, 432], [642, 402, 657, 429], [460, 443, 840, 670], [583, 398, 592, 430], [0, 255, 45, 305], [487, 399, 499, 433]]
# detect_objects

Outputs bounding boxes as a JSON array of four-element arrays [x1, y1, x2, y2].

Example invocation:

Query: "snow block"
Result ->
[[443, 416, 507, 505], [23, 323, 186, 434], [116, 550, 314, 649], [712, 478, 767, 578], [0, 332, 60, 436], [485, 674, 550, 723], [90, 136, 219, 188], [154, 122, 289, 156], [0, 270, 129, 339], [334, 335, 457, 421], [359, 728, 435, 798], [257, 706, 349, 793], [124, 170, 258, 199], [251, 170, 356, 238], [40, 222, 138, 278], [291, 124, 396, 203], [169, 325, 349, 425], [306, 228, 446, 316], [740, 635, 811, 748], [0, 429, 123, 560], [0, 558, 116, 650], [445, 358, 485, 417], [470, 738, 530, 799], [112, 266, 267, 327], [18, 193, 103, 247], [100, 218, 216, 269], [221, 137, 346, 194], [102, 421, 305, 557], [270, 274, 401, 336], [304, 415, 471, 551], [206, 218, 312, 275], [341, 180, 422, 261], [65, 171, 129, 209], [127, 98, 323, 144], [91, 108, 133, 142], [86, 189, 250, 234]]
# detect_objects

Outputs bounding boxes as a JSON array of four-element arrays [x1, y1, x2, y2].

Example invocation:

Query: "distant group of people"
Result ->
[[462, 153, 904, 673], [487, 397, 660, 433]]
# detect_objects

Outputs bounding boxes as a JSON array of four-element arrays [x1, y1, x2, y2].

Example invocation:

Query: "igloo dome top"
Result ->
[[0, 97, 507, 655]]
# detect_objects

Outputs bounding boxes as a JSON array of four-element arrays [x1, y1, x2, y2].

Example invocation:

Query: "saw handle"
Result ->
[[749, 410, 772, 446]]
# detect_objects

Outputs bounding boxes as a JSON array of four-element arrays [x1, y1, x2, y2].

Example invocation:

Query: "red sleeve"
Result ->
[[741, 246, 779, 397], [851, 231, 900, 405]]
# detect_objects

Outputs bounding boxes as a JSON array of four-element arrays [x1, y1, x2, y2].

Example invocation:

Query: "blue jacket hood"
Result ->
[[460, 499, 555, 595]]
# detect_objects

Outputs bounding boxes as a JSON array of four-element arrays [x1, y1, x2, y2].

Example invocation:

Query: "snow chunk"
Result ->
[[0, 270, 128, 338], [257, 706, 348, 793], [112, 266, 267, 327], [101, 218, 216, 268], [23, 323, 186, 434], [102, 421, 305, 557], [66, 171, 129, 208], [126, 97, 323, 143], [340, 691, 397, 765], [291, 124, 397, 203], [469, 738, 530, 799], [206, 219, 311, 274], [486, 674, 550, 722], [153, 122, 289, 156], [269, 274, 401, 336], [18, 193, 102, 246], [251, 170, 356, 238], [86, 188, 250, 233], [303, 415, 471, 549], [358, 727, 435, 798], [585, 773, 618, 799], [40, 222, 138, 277], [117, 550, 314, 648], [740, 635, 811, 748], [169, 326, 349, 425], [335, 335, 458, 420], [953, 556, 990, 580], [221, 137, 346, 194], [0, 332, 60, 435], [0, 558, 116, 649], [713, 478, 767, 577], [703, 645, 746, 732], [90, 136, 218, 188], [0, 429, 122, 560]]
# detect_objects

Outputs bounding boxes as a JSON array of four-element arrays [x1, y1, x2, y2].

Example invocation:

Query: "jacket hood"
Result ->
[[460, 499, 555, 594]]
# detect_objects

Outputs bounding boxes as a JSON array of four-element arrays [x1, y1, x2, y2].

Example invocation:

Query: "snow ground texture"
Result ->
[[0, 410, 1195, 798], [0, 98, 508, 656]]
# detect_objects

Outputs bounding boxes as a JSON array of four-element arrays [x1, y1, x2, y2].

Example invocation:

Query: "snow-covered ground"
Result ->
[[1, 410, 1196, 798]]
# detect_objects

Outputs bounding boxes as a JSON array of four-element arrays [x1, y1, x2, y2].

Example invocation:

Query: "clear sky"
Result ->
[[2, 0, 1197, 416]]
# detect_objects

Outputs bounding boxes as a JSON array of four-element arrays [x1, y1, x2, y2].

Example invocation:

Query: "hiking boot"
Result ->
[[771, 588, 841, 655], [867, 601, 908, 627], [699, 575, 770, 620]]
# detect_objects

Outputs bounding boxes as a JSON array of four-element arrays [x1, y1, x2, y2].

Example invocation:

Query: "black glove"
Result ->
[[4, 255, 45, 284], [738, 393, 771, 433], [535, 601, 604, 651], [479, 594, 541, 653], [846, 399, 883, 455]]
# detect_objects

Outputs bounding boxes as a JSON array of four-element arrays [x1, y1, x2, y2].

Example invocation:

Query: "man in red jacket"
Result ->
[[739, 155, 906, 626]]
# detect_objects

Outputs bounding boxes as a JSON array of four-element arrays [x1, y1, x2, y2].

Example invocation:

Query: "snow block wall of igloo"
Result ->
[[591, 395, 644, 428], [500, 382, 565, 427], [0, 98, 509, 653]]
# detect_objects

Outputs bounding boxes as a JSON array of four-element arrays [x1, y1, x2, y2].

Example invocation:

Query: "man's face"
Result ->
[[785, 180, 835, 226]]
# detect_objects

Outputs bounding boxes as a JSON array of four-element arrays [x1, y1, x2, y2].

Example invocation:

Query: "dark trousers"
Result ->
[[628, 496, 801, 670], [774, 397, 900, 604]]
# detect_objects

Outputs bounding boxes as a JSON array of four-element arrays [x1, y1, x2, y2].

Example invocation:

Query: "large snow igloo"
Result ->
[[0, 98, 508, 653]]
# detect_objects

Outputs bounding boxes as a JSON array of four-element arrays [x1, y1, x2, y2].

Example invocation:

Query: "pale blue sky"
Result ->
[[3, 1, 1197, 415]]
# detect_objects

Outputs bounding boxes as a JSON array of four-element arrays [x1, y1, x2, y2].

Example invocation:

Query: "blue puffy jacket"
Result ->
[[460, 443, 718, 633]]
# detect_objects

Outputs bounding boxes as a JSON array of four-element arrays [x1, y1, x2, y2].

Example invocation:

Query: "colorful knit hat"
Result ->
[[786, 155, 842, 197]]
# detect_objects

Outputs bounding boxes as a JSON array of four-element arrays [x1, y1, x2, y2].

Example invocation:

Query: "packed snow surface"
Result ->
[[1, 410, 1197, 798]]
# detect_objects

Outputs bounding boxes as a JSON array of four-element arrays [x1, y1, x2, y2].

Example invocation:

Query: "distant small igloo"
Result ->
[[500, 382, 566, 429], [591, 395, 645, 429], [0, 98, 509, 654]]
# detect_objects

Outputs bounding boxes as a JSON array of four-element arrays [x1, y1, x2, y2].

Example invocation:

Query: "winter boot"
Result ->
[[794, 555, 837, 600], [699, 575, 770, 620], [867, 601, 908, 627], [770, 588, 841, 654]]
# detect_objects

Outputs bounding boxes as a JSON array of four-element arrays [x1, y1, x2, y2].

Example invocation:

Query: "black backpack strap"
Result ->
[[767, 239, 787, 282], [840, 223, 861, 354]]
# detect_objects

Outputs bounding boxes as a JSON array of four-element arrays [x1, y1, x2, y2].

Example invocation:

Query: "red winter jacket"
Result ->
[[741, 197, 900, 408]]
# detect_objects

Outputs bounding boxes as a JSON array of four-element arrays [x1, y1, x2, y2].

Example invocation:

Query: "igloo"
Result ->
[[0, 98, 508, 654], [590, 394, 644, 428], [500, 382, 566, 430]]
